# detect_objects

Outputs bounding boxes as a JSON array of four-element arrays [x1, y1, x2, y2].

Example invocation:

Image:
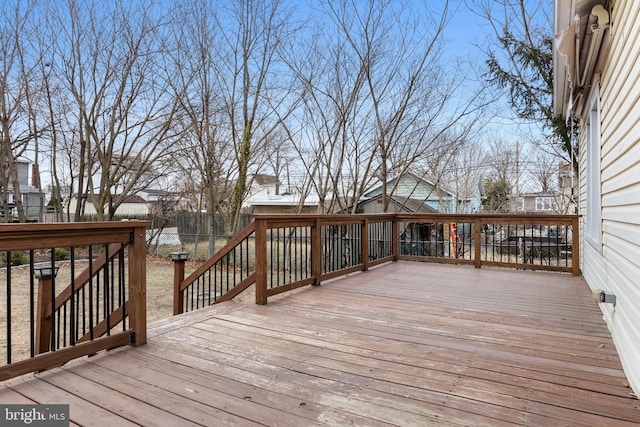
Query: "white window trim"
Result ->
[[585, 85, 602, 249], [535, 197, 557, 211]]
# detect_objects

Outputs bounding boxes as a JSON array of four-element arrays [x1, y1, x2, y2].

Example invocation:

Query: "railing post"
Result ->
[[361, 219, 369, 271], [170, 251, 189, 315], [128, 226, 147, 345], [255, 218, 268, 304], [392, 215, 398, 261], [34, 271, 56, 355], [311, 217, 321, 286], [572, 216, 580, 276], [32, 266, 58, 354], [474, 218, 482, 269]]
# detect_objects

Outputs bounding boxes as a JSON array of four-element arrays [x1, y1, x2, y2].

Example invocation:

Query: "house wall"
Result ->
[[246, 185, 278, 200], [580, 0, 640, 394], [16, 162, 29, 185], [359, 199, 414, 214], [359, 200, 385, 215], [366, 175, 454, 211], [251, 205, 318, 215], [67, 199, 150, 218]]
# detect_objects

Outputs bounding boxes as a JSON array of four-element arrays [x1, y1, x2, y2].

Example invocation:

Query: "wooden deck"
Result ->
[[2, 262, 639, 426]]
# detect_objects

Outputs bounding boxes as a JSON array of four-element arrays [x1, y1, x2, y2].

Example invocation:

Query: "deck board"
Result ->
[[2, 262, 639, 426]]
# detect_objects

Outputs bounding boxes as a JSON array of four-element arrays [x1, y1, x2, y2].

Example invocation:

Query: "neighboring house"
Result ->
[[67, 194, 150, 218], [142, 188, 189, 215], [243, 173, 320, 214], [244, 174, 282, 202], [558, 162, 579, 214], [361, 173, 476, 213], [244, 192, 320, 215], [554, 0, 640, 394], [357, 194, 438, 215], [358, 195, 442, 257], [510, 191, 576, 215], [558, 162, 575, 194], [1, 159, 41, 220]]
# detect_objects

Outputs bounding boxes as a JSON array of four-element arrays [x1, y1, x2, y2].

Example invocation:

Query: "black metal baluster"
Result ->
[[207, 267, 212, 305], [196, 275, 201, 310], [104, 244, 111, 336], [304, 226, 309, 278], [6, 251, 12, 364], [81, 283, 86, 337], [61, 305, 67, 349], [70, 248, 76, 345], [95, 252, 100, 327], [276, 228, 281, 287], [214, 262, 218, 304], [294, 227, 298, 282], [28, 250, 35, 357], [110, 248, 115, 314], [88, 246, 94, 341], [239, 239, 243, 285], [233, 246, 237, 290], [189, 283, 194, 312], [119, 244, 126, 330], [225, 253, 230, 294], [50, 249, 56, 351]]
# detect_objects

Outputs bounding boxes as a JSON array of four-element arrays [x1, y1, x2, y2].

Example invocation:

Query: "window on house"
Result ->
[[535, 197, 557, 211], [585, 86, 602, 247], [517, 197, 524, 211]]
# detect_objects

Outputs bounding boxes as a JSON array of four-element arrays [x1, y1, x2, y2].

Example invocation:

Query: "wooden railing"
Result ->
[[0, 222, 148, 381], [174, 223, 257, 315], [395, 213, 579, 275], [174, 213, 579, 313]]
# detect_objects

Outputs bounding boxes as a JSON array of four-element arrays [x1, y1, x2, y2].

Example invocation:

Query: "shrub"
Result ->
[[54, 248, 70, 261], [2, 251, 28, 266]]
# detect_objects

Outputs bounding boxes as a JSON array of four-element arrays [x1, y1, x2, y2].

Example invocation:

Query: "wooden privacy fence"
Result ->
[[0, 221, 148, 381], [174, 213, 580, 314]]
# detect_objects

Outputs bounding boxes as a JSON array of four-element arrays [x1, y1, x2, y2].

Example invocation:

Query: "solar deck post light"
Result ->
[[170, 251, 189, 315]]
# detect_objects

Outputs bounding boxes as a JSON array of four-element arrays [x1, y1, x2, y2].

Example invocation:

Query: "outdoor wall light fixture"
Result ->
[[592, 289, 616, 305]]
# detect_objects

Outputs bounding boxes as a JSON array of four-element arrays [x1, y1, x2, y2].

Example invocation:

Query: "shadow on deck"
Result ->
[[2, 262, 639, 426]]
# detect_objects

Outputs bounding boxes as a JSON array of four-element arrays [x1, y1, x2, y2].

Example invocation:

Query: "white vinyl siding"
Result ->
[[579, 0, 640, 395]]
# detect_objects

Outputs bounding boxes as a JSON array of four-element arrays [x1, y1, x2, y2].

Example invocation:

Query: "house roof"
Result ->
[[252, 174, 281, 186], [359, 194, 438, 213], [514, 191, 558, 198], [81, 194, 148, 204], [390, 196, 439, 213], [363, 172, 454, 199], [244, 192, 319, 207]]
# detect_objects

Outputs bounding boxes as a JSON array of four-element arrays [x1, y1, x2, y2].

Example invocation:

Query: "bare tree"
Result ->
[[472, 0, 577, 173], [433, 139, 488, 213], [478, 136, 519, 212], [284, 16, 373, 214], [50, 1, 179, 221], [529, 149, 558, 192], [315, 0, 489, 213], [0, 1, 35, 222], [212, 0, 298, 234]]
